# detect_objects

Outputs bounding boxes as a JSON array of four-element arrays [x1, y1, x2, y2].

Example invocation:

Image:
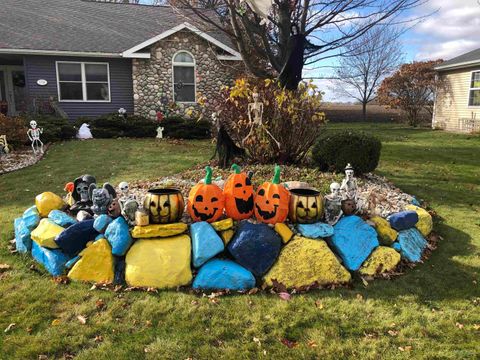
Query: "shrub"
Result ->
[[311, 131, 381, 174], [88, 113, 157, 138], [26, 115, 76, 143], [0, 114, 28, 148], [162, 116, 211, 139]]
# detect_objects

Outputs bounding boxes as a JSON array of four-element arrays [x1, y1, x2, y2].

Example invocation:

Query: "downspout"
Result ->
[[432, 72, 438, 129]]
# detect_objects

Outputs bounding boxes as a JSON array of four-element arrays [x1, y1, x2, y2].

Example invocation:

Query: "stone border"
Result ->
[[0, 144, 50, 175]]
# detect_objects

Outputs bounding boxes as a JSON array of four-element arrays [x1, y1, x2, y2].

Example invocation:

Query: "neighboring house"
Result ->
[[0, 0, 243, 120], [433, 48, 480, 132]]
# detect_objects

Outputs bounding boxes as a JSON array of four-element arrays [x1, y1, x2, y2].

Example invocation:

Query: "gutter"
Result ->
[[435, 59, 480, 71], [0, 49, 122, 58]]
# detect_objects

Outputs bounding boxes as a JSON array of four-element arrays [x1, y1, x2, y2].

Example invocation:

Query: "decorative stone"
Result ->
[[393, 228, 427, 263], [35, 192, 65, 218], [22, 206, 40, 231], [228, 221, 282, 277], [125, 235, 192, 288], [331, 215, 379, 271], [274, 223, 294, 244], [48, 210, 77, 227], [131, 223, 187, 238], [193, 259, 255, 291], [14, 218, 32, 253], [220, 229, 234, 245], [387, 211, 419, 231], [30, 218, 63, 249], [31, 241, 71, 276], [341, 199, 356, 215], [369, 216, 398, 245], [359, 246, 401, 276], [296, 222, 334, 239], [405, 205, 433, 237], [93, 214, 113, 233], [190, 222, 224, 268], [105, 217, 133, 256], [263, 236, 351, 288], [54, 219, 99, 257], [67, 239, 114, 284], [211, 218, 234, 231]]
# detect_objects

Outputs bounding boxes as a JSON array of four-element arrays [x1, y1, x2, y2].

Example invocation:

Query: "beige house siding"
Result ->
[[433, 66, 480, 132]]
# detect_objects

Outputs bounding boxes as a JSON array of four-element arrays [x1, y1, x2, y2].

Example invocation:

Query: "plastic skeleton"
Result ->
[[27, 120, 44, 154], [243, 92, 280, 149], [117, 181, 139, 225], [340, 163, 358, 200], [324, 182, 343, 225], [0, 135, 9, 155]]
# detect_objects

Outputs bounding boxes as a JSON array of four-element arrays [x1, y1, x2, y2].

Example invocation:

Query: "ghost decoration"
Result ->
[[77, 123, 93, 140]]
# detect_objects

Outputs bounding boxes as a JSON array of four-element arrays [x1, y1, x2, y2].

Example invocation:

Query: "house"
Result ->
[[0, 0, 243, 120], [433, 48, 480, 132]]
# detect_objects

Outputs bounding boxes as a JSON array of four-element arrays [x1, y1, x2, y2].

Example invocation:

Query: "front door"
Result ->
[[0, 66, 26, 116]]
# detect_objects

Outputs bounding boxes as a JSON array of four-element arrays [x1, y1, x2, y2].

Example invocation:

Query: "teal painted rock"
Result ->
[[387, 211, 418, 231], [93, 214, 113, 233], [191, 222, 224, 268], [393, 228, 427, 262], [331, 215, 379, 271], [193, 259, 255, 291], [48, 210, 77, 227], [14, 217, 32, 253], [105, 217, 133, 256], [31, 241, 71, 276], [23, 206, 40, 231], [297, 222, 334, 239]]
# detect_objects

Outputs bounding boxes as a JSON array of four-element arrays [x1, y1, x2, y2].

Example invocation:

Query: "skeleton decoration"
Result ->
[[324, 182, 343, 225], [340, 163, 358, 200], [88, 183, 117, 216], [156, 126, 164, 139], [70, 175, 97, 215], [117, 181, 139, 225], [27, 120, 44, 154], [0, 135, 9, 156]]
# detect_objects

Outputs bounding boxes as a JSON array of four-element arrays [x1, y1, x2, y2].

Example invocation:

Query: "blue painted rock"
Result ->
[[105, 217, 133, 256], [387, 211, 419, 231], [23, 206, 40, 231], [190, 222, 224, 268], [14, 217, 32, 253], [31, 241, 71, 276], [193, 259, 255, 291], [227, 221, 282, 277], [54, 219, 99, 257], [296, 222, 334, 239], [393, 228, 427, 262], [93, 214, 113, 233], [48, 210, 77, 227], [331, 215, 379, 271]]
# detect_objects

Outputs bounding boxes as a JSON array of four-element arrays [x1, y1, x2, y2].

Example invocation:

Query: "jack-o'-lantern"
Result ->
[[288, 188, 324, 224], [187, 166, 225, 223], [254, 165, 290, 224], [341, 199, 356, 215], [223, 164, 254, 220], [144, 188, 184, 224]]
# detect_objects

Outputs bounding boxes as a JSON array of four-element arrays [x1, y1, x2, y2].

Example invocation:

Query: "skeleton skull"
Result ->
[[119, 181, 129, 194], [76, 182, 90, 202], [330, 182, 341, 196], [30, 120, 37, 129]]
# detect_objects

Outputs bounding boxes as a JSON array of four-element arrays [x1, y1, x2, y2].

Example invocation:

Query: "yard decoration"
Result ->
[[35, 191, 65, 218], [64, 182, 75, 206], [254, 165, 290, 224], [340, 163, 358, 200], [324, 182, 343, 225], [288, 188, 323, 224], [0, 134, 10, 155], [187, 166, 225, 223], [27, 120, 44, 154], [223, 164, 254, 220], [89, 183, 116, 216], [70, 175, 96, 215], [144, 188, 184, 224]]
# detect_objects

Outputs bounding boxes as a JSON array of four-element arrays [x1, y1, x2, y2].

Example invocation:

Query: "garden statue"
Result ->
[[324, 182, 343, 225], [156, 126, 164, 139], [121, 198, 139, 226], [340, 163, 358, 200], [77, 123, 93, 139], [27, 120, 44, 154], [88, 183, 117, 216], [118, 107, 127, 118], [70, 175, 97, 215], [0, 135, 9, 156]]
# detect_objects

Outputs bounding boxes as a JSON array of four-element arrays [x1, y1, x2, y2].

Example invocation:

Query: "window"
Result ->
[[172, 51, 195, 103], [469, 71, 480, 106], [56, 62, 110, 102]]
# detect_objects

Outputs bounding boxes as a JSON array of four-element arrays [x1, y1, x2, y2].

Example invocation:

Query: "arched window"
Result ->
[[172, 51, 196, 103]]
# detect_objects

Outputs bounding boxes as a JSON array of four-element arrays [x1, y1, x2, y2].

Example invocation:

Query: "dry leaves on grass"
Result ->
[[77, 315, 87, 325], [398, 346, 412, 352], [95, 299, 106, 310], [0, 263, 12, 272], [280, 338, 299, 348]]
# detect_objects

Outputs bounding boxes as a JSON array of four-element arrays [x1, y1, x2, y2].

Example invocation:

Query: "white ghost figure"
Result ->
[[244, 0, 273, 20], [77, 123, 93, 140]]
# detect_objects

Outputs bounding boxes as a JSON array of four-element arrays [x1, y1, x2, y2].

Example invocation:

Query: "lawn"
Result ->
[[0, 125, 479, 359]]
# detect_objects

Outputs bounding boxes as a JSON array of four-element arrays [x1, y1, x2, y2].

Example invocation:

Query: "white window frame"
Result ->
[[468, 70, 480, 108], [55, 61, 111, 103], [172, 50, 196, 104]]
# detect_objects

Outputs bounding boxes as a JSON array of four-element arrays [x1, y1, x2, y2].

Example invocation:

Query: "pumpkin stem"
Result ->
[[272, 165, 281, 184], [204, 166, 213, 185], [231, 164, 241, 174]]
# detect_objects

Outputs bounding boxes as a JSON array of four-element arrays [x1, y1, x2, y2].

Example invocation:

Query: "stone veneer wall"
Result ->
[[132, 30, 243, 119]]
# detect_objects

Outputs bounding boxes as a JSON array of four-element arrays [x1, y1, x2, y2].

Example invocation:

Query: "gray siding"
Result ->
[[24, 55, 134, 119]]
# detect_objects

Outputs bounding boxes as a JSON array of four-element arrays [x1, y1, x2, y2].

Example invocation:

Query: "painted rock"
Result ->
[[228, 221, 282, 277], [68, 238, 114, 284], [393, 228, 427, 263], [35, 192, 65, 218], [263, 236, 351, 288], [93, 214, 113, 233], [387, 211, 419, 231], [193, 259, 256, 291], [190, 222, 224, 268], [105, 217, 133, 256], [125, 235, 192, 288], [31, 241, 71, 276], [31, 218, 63, 249], [331, 215, 379, 271], [369, 216, 398, 245], [48, 210, 77, 228], [14, 218, 32, 253], [341, 199, 356, 215], [274, 223, 294, 244], [405, 205, 433, 237], [54, 219, 99, 257], [211, 218, 234, 231], [23, 205, 40, 231], [131, 222, 187, 238], [220, 229, 234, 246], [296, 222, 334, 239], [359, 246, 401, 276]]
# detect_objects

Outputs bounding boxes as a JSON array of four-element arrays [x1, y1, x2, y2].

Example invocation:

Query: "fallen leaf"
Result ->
[[455, 322, 464, 329], [315, 300, 324, 309], [77, 315, 87, 325], [280, 338, 298, 348], [38, 355, 48, 360], [356, 294, 364, 301], [387, 330, 398, 337], [94, 335, 104, 343], [307, 340, 318, 348], [0, 263, 12, 272], [253, 337, 261, 347], [191, 300, 199, 306], [51, 319, 61, 326], [26, 327, 33, 334], [398, 346, 412, 352], [361, 277, 369, 287], [95, 299, 106, 310], [145, 320, 153, 327], [4, 323, 16, 333], [52, 276, 70, 285], [278, 292, 291, 301]]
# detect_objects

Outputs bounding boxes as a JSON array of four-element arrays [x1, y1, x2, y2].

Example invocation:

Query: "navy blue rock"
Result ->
[[105, 217, 133, 256], [297, 222, 334, 239], [54, 219, 99, 257], [22, 206, 40, 231], [387, 211, 419, 231], [393, 228, 427, 262], [190, 222, 224, 268], [31, 241, 71, 276], [93, 214, 113, 233], [227, 221, 282, 277], [48, 210, 77, 227], [331, 215, 379, 271], [193, 259, 255, 291], [14, 217, 32, 253]]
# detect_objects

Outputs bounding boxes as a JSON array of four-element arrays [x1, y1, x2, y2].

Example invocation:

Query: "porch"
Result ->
[[0, 54, 26, 116]]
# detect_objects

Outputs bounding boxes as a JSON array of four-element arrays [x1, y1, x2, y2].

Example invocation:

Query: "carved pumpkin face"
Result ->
[[224, 164, 254, 220], [289, 188, 324, 224], [187, 166, 225, 223], [108, 198, 122, 218], [254, 165, 290, 224], [341, 199, 356, 215], [144, 188, 184, 224]]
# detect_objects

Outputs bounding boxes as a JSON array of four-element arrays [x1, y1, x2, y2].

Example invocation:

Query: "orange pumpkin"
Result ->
[[187, 166, 225, 223], [223, 164, 254, 220], [254, 165, 290, 224]]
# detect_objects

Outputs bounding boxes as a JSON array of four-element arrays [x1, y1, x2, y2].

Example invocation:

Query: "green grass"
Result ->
[[0, 125, 479, 359]]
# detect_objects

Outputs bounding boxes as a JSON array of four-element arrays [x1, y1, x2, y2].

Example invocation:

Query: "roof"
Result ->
[[435, 47, 480, 71], [0, 0, 239, 58]]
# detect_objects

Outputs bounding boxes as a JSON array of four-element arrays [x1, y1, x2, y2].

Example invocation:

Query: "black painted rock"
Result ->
[[227, 221, 282, 277], [55, 219, 99, 257]]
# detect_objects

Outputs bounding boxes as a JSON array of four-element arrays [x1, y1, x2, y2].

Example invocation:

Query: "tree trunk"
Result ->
[[362, 102, 367, 122]]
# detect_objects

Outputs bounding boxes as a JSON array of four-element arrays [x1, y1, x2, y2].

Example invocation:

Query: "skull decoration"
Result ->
[[69, 175, 97, 215], [329, 182, 341, 198], [118, 181, 129, 195], [324, 182, 343, 225], [30, 120, 37, 129], [88, 183, 117, 216], [340, 163, 358, 200]]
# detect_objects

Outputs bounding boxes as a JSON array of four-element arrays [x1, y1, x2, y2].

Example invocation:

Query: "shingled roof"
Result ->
[[435, 47, 480, 71], [0, 0, 235, 56]]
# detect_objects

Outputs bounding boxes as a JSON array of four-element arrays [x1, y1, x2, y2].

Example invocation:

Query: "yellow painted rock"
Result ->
[[125, 235, 192, 288], [131, 223, 187, 238], [220, 229, 234, 245], [263, 236, 351, 288], [405, 205, 433, 237], [274, 223, 294, 244], [370, 216, 398, 245], [211, 218, 234, 232], [30, 218, 63, 248], [68, 238, 114, 284], [359, 246, 401, 276], [35, 192, 65, 218]]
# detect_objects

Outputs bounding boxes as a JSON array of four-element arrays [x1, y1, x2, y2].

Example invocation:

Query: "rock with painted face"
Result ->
[[104, 217, 133, 256], [296, 222, 334, 239], [393, 228, 427, 263], [48, 210, 77, 228], [190, 221, 224, 268], [54, 219, 99, 257], [193, 259, 256, 291], [188, 167, 225, 223], [387, 211, 419, 231], [288, 188, 324, 224], [31, 241, 71, 276]]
